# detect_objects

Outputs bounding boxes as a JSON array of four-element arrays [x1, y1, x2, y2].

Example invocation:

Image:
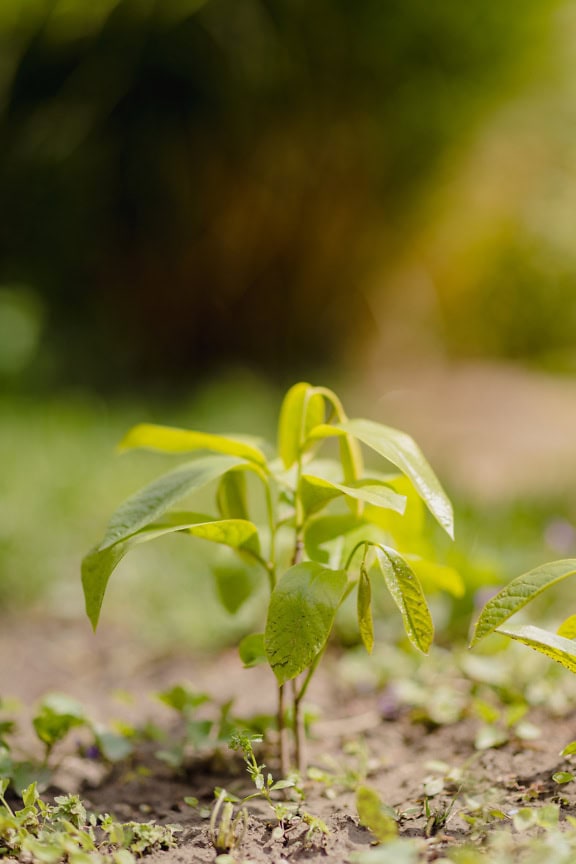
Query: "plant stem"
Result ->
[[278, 684, 289, 778]]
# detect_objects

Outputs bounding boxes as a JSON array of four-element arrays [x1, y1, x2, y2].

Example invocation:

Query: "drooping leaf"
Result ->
[[82, 515, 261, 629], [497, 624, 576, 675], [119, 423, 267, 466], [238, 633, 267, 668], [558, 615, 576, 640], [98, 454, 244, 550], [375, 546, 434, 653], [265, 562, 347, 683], [277, 382, 325, 469], [300, 474, 406, 518], [308, 420, 454, 538], [358, 566, 374, 654], [214, 558, 259, 614], [216, 469, 249, 520], [470, 559, 576, 646]]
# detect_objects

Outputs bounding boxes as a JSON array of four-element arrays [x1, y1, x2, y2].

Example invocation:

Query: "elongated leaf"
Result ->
[[217, 469, 249, 520], [358, 566, 374, 654], [82, 515, 261, 629], [214, 558, 259, 614], [300, 474, 406, 518], [471, 559, 576, 646], [265, 562, 347, 683], [119, 423, 267, 466], [277, 382, 325, 469], [308, 420, 454, 538], [98, 454, 243, 550], [375, 546, 434, 653], [497, 624, 576, 675]]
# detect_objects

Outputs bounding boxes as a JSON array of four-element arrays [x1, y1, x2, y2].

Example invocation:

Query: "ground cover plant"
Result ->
[[81, 382, 455, 774]]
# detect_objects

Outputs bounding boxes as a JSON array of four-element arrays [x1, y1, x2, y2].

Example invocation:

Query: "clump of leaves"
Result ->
[[471, 559, 576, 675], [82, 382, 454, 771], [0, 779, 178, 862]]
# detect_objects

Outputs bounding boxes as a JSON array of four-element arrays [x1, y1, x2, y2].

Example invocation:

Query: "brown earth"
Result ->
[[3, 614, 576, 863]]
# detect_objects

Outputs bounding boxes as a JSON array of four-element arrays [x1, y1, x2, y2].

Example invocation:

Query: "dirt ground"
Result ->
[[3, 614, 576, 863]]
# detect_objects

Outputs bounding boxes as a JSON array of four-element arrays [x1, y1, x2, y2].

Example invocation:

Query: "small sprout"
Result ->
[[210, 789, 248, 854]]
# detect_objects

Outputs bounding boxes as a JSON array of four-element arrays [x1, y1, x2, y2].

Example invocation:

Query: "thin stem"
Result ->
[[277, 684, 289, 778], [263, 479, 277, 589], [344, 540, 370, 572], [292, 648, 324, 773]]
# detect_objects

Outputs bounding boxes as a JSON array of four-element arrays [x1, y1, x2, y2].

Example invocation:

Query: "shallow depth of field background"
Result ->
[[2, 0, 576, 651]]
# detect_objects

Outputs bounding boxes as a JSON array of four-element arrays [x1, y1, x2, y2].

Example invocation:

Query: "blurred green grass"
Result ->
[[1, 378, 575, 651]]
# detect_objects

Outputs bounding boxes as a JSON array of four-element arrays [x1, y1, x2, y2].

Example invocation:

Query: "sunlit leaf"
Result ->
[[471, 559, 576, 645], [277, 382, 324, 469], [82, 514, 261, 629], [238, 633, 267, 668], [496, 624, 576, 675], [357, 567, 374, 654], [356, 786, 398, 843], [375, 546, 434, 653], [98, 454, 244, 549], [404, 556, 464, 598], [300, 473, 406, 518], [265, 562, 347, 683], [216, 469, 249, 520], [557, 614, 576, 640], [119, 423, 267, 466], [308, 419, 453, 538]]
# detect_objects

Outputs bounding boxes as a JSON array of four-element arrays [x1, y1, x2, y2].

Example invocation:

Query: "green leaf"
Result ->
[[496, 624, 576, 675], [217, 469, 249, 520], [404, 556, 464, 598], [308, 420, 454, 538], [157, 684, 209, 713], [277, 383, 324, 469], [82, 515, 261, 630], [558, 614, 576, 640], [356, 786, 398, 843], [553, 772, 574, 785], [561, 741, 576, 757], [358, 566, 374, 654], [265, 562, 347, 683], [303, 513, 368, 565], [238, 633, 267, 668], [98, 454, 245, 550], [470, 559, 576, 646], [119, 423, 267, 466], [214, 559, 259, 614], [300, 474, 406, 518], [375, 546, 434, 653]]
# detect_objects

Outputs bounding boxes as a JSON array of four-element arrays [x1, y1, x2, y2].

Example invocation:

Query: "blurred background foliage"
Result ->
[[0, 0, 572, 389], [2, 0, 576, 649]]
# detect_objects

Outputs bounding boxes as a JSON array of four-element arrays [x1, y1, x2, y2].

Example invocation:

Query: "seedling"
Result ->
[[471, 559, 576, 675], [222, 732, 328, 846], [82, 382, 454, 772], [0, 780, 178, 862]]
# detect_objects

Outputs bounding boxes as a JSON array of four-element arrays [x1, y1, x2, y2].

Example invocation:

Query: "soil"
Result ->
[[3, 613, 576, 863]]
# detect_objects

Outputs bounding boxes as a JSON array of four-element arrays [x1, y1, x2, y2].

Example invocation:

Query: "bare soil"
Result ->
[[3, 614, 576, 863]]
